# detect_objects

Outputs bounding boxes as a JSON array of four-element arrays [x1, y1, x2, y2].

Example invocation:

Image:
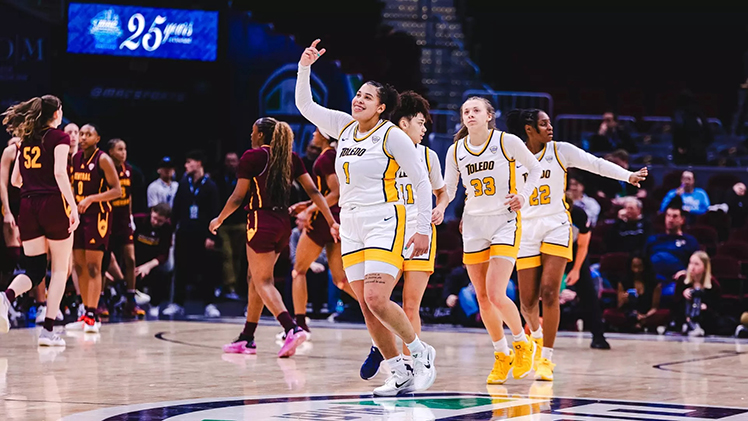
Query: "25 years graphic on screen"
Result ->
[[67, 3, 218, 61]]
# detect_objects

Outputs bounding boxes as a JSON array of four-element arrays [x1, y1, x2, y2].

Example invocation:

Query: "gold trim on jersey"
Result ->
[[553, 142, 567, 172], [339, 120, 356, 140], [83, 148, 99, 168], [499, 132, 518, 195], [424, 146, 432, 173], [403, 223, 436, 274], [353, 120, 388, 142], [465, 129, 494, 157], [382, 127, 400, 202], [536, 144, 547, 161]]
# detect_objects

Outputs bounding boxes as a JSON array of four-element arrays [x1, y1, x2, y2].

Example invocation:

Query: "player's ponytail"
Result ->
[[267, 120, 293, 209], [505, 108, 542, 141], [1, 95, 61, 144], [454, 96, 496, 142]]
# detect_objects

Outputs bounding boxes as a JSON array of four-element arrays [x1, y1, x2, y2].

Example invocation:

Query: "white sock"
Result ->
[[541, 347, 553, 361], [492, 337, 510, 355], [372, 338, 377, 347], [386, 355, 406, 375], [530, 327, 543, 339], [512, 332, 528, 343], [403, 355, 413, 366], [406, 336, 426, 355]]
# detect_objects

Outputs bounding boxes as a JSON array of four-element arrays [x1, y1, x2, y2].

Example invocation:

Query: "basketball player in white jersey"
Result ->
[[444, 97, 543, 385], [508, 108, 647, 381], [392, 91, 448, 365], [295, 40, 437, 396]]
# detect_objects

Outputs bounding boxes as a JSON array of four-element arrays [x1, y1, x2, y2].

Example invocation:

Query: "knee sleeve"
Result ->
[[22, 254, 48, 287]]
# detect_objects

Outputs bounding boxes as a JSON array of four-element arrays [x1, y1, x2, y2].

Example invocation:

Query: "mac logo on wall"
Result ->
[[89, 9, 122, 50]]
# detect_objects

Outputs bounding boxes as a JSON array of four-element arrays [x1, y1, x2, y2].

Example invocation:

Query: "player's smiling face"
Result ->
[[351, 83, 385, 121]]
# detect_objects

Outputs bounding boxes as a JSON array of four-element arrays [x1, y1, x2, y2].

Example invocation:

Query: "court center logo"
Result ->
[[62, 392, 748, 420], [89, 9, 123, 50]]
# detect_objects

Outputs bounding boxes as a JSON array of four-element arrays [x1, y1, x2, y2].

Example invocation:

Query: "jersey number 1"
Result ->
[[399, 184, 414, 204], [23, 146, 41, 169]]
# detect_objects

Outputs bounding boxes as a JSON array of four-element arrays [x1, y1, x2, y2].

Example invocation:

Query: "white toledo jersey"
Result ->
[[336, 120, 401, 209], [396, 144, 445, 220], [515, 141, 568, 219], [453, 130, 516, 216]]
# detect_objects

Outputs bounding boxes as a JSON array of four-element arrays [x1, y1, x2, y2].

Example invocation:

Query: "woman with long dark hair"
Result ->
[[506, 108, 646, 381], [210, 117, 338, 358], [295, 40, 437, 396], [0, 95, 79, 346]]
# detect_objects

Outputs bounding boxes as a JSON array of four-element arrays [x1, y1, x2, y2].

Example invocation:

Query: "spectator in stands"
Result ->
[[646, 198, 700, 282], [725, 182, 747, 228], [672, 251, 720, 337], [166, 150, 221, 318], [132, 203, 173, 317], [672, 89, 712, 165], [603, 254, 669, 332], [659, 170, 710, 216], [605, 197, 652, 254], [214, 152, 246, 300], [147, 156, 178, 208], [442, 265, 481, 327], [591, 111, 637, 153], [567, 173, 600, 226]]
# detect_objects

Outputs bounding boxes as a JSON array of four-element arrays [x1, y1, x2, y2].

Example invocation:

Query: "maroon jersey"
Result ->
[[18, 128, 70, 197], [237, 145, 307, 211], [72, 148, 112, 216], [312, 146, 340, 214], [111, 162, 132, 233]]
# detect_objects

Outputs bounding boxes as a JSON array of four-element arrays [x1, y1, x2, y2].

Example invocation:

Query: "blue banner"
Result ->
[[67, 3, 218, 61]]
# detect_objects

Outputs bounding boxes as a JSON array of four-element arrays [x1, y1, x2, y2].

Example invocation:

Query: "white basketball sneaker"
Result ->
[[412, 343, 437, 391], [373, 367, 415, 396], [38, 329, 66, 347]]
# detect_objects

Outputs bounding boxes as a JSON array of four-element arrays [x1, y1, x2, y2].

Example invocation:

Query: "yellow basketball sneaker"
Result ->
[[530, 336, 543, 369], [512, 337, 536, 379], [487, 351, 513, 384], [534, 358, 555, 381]]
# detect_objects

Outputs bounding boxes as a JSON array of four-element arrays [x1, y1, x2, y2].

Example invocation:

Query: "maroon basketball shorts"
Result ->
[[305, 211, 340, 247], [74, 212, 111, 251], [246, 209, 291, 254], [110, 216, 134, 247], [18, 193, 71, 241]]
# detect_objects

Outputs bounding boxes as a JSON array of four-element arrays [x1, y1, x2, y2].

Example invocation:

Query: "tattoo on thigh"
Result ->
[[364, 273, 387, 285]]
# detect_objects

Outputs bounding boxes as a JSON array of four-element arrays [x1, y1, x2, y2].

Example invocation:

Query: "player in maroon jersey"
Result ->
[[285, 128, 353, 340], [210, 117, 339, 357], [0, 95, 79, 346], [65, 124, 121, 333], [106, 138, 143, 317]]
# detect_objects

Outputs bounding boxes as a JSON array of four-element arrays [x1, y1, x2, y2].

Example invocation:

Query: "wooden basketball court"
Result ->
[[1, 319, 747, 420]]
